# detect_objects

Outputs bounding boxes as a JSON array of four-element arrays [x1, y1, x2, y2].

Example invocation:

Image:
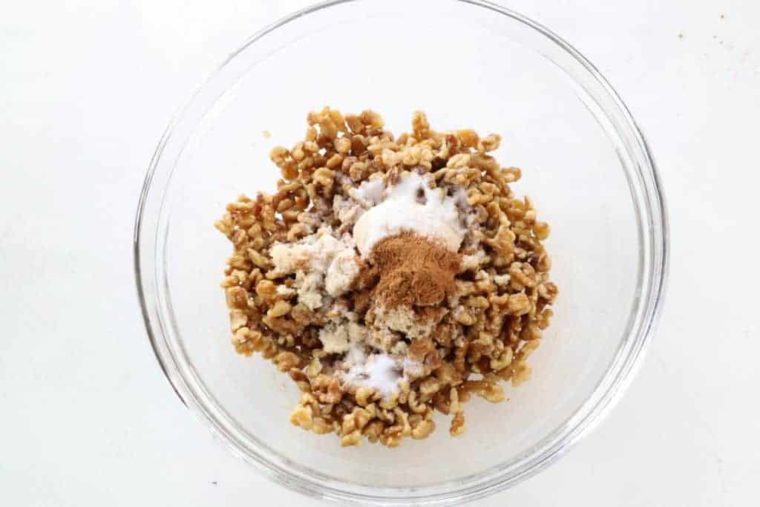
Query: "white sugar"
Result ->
[[339, 340, 425, 398], [352, 177, 386, 205], [344, 353, 402, 397], [352, 172, 464, 257]]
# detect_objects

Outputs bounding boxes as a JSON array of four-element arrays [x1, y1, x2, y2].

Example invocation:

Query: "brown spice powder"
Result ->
[[364, 232, 461, 308]]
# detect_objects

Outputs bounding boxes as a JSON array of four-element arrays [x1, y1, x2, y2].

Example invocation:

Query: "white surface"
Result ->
[[1, 0, 758, 505]]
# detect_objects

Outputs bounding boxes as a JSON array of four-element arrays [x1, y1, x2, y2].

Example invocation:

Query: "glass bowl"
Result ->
[[134, 0, 668, 504]]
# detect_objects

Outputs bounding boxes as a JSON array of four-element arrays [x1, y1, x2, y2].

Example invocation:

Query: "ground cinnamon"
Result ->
[[365, 232, 461, 308]]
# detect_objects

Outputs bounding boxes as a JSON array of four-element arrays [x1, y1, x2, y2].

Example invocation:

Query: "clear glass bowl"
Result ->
[[134, 0, 668, 504]]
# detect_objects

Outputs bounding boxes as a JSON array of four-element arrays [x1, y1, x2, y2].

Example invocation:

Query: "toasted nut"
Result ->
[[267, 300, 292, 318]]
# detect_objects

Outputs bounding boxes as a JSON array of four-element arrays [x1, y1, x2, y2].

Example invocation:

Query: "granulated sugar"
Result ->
[[341, 348, 423, 399], [318, 317, 423, 399], [353, 172, 464, 257], [343, 353, 401, 397], [351, 176, 386, 206]]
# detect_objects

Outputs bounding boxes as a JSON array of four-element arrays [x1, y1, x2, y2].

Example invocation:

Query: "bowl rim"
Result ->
[[133, 0, 669, 504]]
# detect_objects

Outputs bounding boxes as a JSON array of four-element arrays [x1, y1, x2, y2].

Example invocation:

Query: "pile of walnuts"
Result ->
[[216, 108, 557, 447]]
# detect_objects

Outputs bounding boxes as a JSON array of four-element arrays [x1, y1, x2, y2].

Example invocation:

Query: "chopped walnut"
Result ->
[[218, 108, 557, 447]]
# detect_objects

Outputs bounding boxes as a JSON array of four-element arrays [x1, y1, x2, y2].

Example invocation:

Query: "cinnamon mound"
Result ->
[[366, 232, 461, 308]]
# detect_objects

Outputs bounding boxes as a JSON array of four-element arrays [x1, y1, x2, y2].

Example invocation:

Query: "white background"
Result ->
[[1, 0, 759, 505]]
